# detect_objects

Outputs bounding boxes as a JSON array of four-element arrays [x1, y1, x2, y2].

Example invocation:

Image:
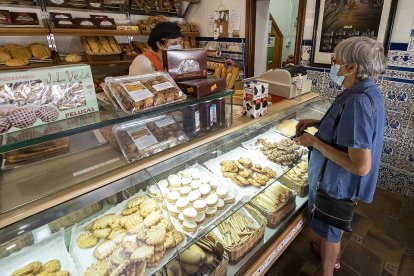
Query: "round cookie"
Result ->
[[216, 186, 228, 198], [224, 192, 236, 204], [209, 179, 221, 190], [8, 108, 37, 129], [193, 199, 207, 212], [217, 198, 225, 210], [182, 221, 197, 233], [205, 194, 218, 208], [195, 212, 206, 224], [183, 207, 197, 221], [0, 117, 12, 133], [180, 186, 192, 197], [35, 105, 59, 122], [190, 180, 201, 190], [77, 232, 98, 248], [181, 177, 192, 186], [199, 184, 211, 197], [168, 205, 180, 218], [157, 179, 169, 189], [188, 190, 201, 203], [181, 169, 193, 178], [176, 197, 189, 212], [167, 191, 180, 203], [205, 206, 218, 217]]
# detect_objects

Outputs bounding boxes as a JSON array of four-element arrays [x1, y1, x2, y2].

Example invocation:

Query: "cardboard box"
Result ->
[[176, 78, 226, 98], [0, 64, 99, 134], [242, 81, 268, 118], [163, 48, 208, 81]]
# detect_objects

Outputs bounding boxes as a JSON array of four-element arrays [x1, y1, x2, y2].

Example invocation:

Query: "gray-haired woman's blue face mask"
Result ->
[[329, 64, 348, 85]]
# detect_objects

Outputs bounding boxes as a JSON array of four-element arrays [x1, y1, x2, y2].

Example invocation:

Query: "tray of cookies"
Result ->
[[104, 72, 186, 114], [241, 129, 308, 168], [279, 159, 309, 197], [0, 229, 78, 276], [147, 164, 237, 238], [204, 147, 282, 202], [250, 181, 296, 228], [81, 36, 121, 62], [70, 190, 186, 276], [210, 204, 266, 263]]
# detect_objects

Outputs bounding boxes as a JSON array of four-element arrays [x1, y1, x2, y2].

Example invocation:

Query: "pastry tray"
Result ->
[[0, 230, 79, 276], [69, 190, 186, 275], [154, 163, 238, 238], [241, 129, 308, 170], [204, 147, 282, 202]]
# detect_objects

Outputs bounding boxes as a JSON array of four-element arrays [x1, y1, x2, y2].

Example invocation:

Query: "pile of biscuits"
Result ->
[[282, 160, 308, 187], [0, 43, 51, 67], [217, 210, 258, 248], [148, 167, 235, 234], [251, 183, 291, 213], [255, 138, 307, 167], [82, 36, 121, 55], [11, 259, 69, 276], [220, 157, 277, 187], [77, 195, 184, 275]]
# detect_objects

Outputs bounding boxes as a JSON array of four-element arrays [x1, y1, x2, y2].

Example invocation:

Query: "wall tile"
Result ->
[[380, 80, 414, 114], [381, 138, 400, 167], [384, 111, 411, 141], [383, 69, 414, 80], [396, 142, 414, 173], [387, 51, 414, 67], [307, 70, 326, 94], [377, 166, 414, 200]]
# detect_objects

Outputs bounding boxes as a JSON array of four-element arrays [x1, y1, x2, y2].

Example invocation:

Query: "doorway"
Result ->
[[266, 14, 283, 70]]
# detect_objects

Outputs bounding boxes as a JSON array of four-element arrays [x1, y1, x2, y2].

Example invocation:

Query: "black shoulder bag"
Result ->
[[311, 103, 356, 232]]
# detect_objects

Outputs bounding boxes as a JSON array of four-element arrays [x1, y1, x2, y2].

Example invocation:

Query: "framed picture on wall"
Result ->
[[311, 0, 399, 67]]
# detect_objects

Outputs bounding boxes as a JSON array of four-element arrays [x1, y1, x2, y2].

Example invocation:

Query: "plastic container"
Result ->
[[212, 98, 226, 128], [113, 114, 188, 162], [105, 72, 186, 114], [199, 100, 213, 132], [182, 104, 201, 137]]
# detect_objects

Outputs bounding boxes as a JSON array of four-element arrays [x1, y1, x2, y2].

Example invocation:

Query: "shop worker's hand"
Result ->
[[293, 132, 316, 147]]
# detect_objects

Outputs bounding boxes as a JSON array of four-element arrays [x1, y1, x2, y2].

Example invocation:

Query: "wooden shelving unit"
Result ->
[[0, 27, 50, 36], [0, 62, 55, 71], [141, 30, 199, 37], [50, 28, 141, 36]]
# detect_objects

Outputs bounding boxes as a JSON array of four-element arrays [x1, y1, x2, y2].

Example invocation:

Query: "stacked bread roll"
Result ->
[[148, 167, 236, 234]]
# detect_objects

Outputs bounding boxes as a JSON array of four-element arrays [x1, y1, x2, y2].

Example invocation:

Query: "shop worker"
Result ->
[[129, 22, 183, 75], [294, 36, 385, 276]]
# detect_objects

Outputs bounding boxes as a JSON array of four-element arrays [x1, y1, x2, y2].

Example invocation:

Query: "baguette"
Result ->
[[227, 66, 240, 89]]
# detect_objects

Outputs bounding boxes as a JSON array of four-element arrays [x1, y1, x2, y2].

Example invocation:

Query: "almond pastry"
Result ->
[[107, 227, 126, 240], [126, 195, 146, 209], [77, 232, 98, 248], [110, 248, 130, 266], [121, 212, 143, 231], [131, 245, 155, 262], [39, 259, 61, 273], [139, 198, 158, 217], [93, 240, 117, 260], [12, 261, 42, 276], [143, 210, 162, 228], [145, 227, 166, 245], [93, 227, 111, 239], [84, 261, 110, 276], [121, 206, 139, 216], [55, 271, 70, 276], [93, 214, 118, 230]]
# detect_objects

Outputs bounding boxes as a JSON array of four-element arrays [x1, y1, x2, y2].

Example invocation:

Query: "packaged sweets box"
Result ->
[[242, 81, 269, 118], [0, 64, 99, 134]]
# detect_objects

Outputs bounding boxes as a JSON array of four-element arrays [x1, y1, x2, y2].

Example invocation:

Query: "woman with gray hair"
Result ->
[[293, 36, 386, 276]]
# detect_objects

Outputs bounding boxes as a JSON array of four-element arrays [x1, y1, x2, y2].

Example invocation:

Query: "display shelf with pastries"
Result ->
[[0, 27, 50, 36], [0, 94, 322, 275]]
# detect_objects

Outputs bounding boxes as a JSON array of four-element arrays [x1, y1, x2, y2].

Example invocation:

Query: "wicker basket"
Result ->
[[211, 204, 267, 263], [48, 202, 102, 233], [81, 36, 121, 62], [211, 251, 229, 276], [279, 176, 309, 197], [251, 194, 296, 228]]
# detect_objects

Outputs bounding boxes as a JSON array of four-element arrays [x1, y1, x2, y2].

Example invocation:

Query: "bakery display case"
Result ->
[[0, 95, 327, 275]]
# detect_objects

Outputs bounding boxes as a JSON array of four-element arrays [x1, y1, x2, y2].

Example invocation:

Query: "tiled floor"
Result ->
[[266, 188, 414, 276]]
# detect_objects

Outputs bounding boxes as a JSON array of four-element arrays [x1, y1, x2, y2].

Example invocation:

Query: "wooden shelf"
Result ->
[[0, 27, 50, 36], [0, 62, 55, 71], [51, 28, 141, 36], [141, 30, 199, 37], [59, 60, 132, 66]]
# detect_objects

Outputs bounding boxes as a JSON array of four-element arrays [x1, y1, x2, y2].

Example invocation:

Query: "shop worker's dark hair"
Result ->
[[148, 22, 183, 52]]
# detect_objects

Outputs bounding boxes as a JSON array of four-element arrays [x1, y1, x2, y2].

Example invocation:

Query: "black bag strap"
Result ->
[[317, 88, 376, 199]]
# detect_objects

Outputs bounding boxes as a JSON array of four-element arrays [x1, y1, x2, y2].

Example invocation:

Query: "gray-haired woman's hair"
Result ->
[[334, 36, 386, 80]]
